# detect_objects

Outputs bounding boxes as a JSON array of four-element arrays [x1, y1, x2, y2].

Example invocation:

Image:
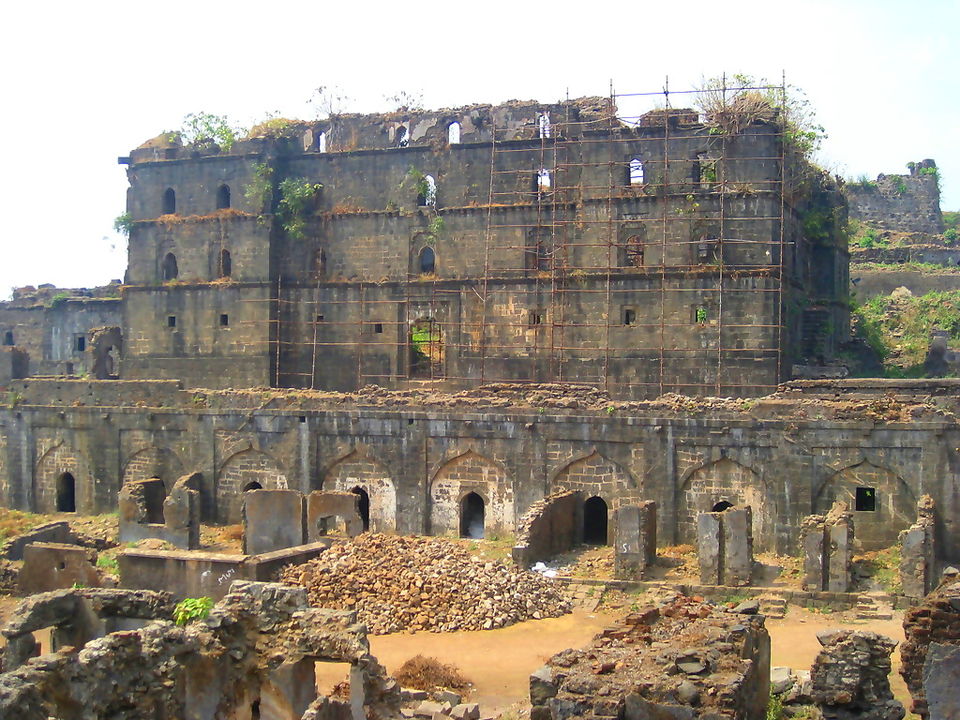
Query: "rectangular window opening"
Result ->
[[374, 323, 383, 334], [623, 308, 636, 326], [220, 314, 229, 327], [529, 310, 544, 327], [855, 487, 877, 512], [316, 314, 325, 323], [75, 336, 86, 352], [167, 316, 177, 328]]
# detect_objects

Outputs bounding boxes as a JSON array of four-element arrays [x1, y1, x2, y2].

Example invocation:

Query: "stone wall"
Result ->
[[845, 161, 944, 234], [0, 382, 958, 558]]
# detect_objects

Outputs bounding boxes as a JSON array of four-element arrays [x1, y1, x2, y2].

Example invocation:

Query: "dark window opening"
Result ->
[[529, 310, 544, 326], [374, 323, 383, 334], [219, 249, 232, 278], [216, 184, 231, 209], [2, 331, 12, 346], [251, 700, 261, 720], [56, 473, 76, 513], [419, 246, 436, 273], [316, 314, 325, 323], [75, 336, 86, 352], [167, 316, 177, 328], [583, 496, 608, 545], [242, 481, 263, 493], [162, 252, 179, 281], [351, 486, 370, 531], [623, 308, 636, 326], [219, 314, 229, 327], [395, 125, 408, 148], [855, 487, 877, 512], [460, 492, 485, 539], [162, 188, 176, 215], [712, 500, 734, 512]]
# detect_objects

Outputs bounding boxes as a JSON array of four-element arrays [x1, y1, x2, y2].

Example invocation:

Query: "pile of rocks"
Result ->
[[280, 534, 571, 633], [901, 579, 960, 718], [529, 595, 770, 720]]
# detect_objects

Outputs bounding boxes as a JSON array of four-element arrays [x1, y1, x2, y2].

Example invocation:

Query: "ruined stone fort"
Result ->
[[0, 92, 955, 564]]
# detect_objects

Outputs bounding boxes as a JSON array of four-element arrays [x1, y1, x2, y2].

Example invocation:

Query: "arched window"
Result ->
[[538, 112, 551, 139], [419, 246, 436, 274], [316, 131, 327, 153], [2, 331, 12, 346], [537, 168, 551, 192], [216, 184, 231, 209], [396, 125, 408, 148], [56, 472, 77, 513], [242, 481, 262, 492], [417, 175, 437, 207], [460, 492, 485, 538], [219, 249, 232, 277], [162, 188, 176, 215], [448, 122, 461, 145], [629, 158, 644, 185], [162, 252, 179, 281]]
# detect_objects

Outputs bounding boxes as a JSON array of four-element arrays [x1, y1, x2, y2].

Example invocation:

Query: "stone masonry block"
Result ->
[[243, 490, 307, 555]]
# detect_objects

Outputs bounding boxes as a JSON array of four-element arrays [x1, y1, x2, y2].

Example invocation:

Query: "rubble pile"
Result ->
[[529, 595, 769, 720], [810, 629, 904, 720], [901, 579, 960, 718], [280, 534, 571, 633]]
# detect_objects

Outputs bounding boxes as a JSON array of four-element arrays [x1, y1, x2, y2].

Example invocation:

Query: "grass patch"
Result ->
[[0, 508, 43, 545], [856, 546, 902, 594], [851, 289, 960, 376]]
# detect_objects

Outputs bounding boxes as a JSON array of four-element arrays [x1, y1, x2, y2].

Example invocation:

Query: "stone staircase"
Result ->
[[856, 592, 895, 621], [758, 594, 788, 619]]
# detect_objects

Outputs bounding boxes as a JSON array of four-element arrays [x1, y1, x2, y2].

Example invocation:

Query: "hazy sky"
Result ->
[[1, 0, 956, 298]]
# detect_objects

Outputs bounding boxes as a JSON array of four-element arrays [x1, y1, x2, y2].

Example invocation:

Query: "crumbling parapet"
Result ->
[[698, 506, 753, 586], [801, 501, 855, 593], [307, 491, 364, 540], [118, 473, 200, 549], [512, 490, 582, 568], [899, 494, 937, 599], [901, 579, 960, 718], [529, 595, 770, 720], [0, 580, 402, 720], [17, 542, 101, 594], [613, 501, 656, 579], [1, 587, 174, 673], [810, 629, 904, 720]]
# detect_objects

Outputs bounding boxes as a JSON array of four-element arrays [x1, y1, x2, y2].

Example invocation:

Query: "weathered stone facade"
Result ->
[[1, 378, 958, 557], [116, 98, 848, 398]]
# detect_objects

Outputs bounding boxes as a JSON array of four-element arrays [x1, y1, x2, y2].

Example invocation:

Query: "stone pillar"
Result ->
[[900, 495, 937, 599], [826, 502, 854, 594], [698, 506, 753, 586], [801, 515, 828, 591], [614, 501, 656, 580], [697, 512, 723, 585], [723, 507, 753, 587]]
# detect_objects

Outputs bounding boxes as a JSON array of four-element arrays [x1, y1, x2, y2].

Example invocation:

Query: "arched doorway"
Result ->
[[583, 496, 608, 545], [56, 473, 76, 513], [351, 486, 370, 531], [460, 492, 485, 539], [712, 500, 734, 512], [242, 481, 263, 493]]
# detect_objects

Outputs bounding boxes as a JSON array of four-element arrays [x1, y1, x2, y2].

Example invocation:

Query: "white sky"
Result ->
[[1, 0, 957, 298]]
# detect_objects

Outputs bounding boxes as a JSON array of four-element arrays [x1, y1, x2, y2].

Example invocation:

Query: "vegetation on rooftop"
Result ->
[[848, 289, 960, 376]]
